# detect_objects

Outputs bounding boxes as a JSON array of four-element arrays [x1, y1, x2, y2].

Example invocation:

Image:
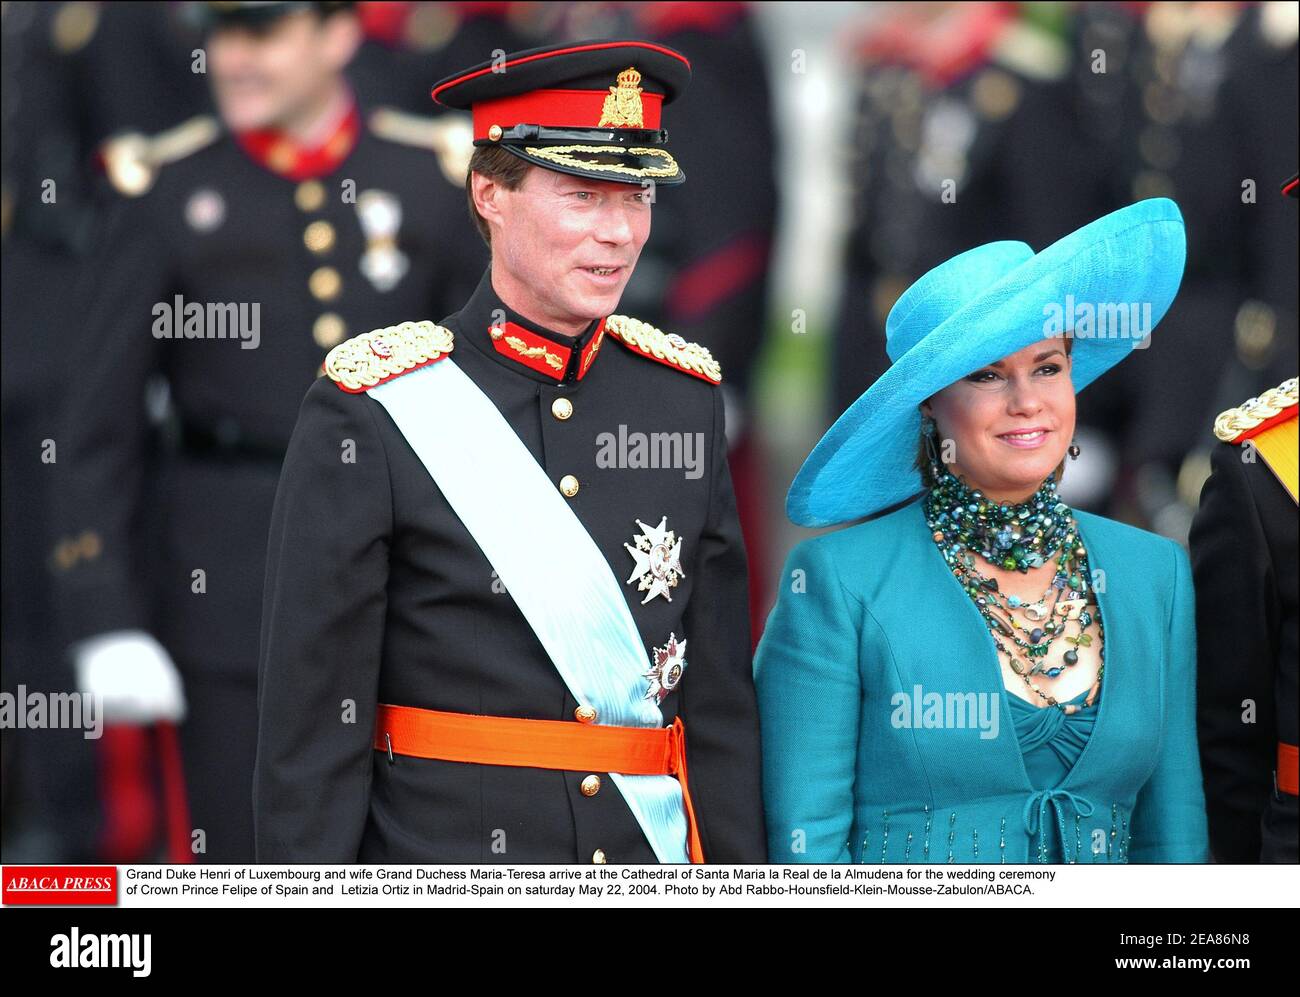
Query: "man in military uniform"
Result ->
[[254, 40, 766, 863], [51, 0, 479, 863], [1192, 176, 1299, 865]]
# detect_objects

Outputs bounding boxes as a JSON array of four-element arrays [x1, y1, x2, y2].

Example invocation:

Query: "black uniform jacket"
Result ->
[[1192, 430, 1298, 863], [254, 268, 767, 863], [52, 110, 478, 678]]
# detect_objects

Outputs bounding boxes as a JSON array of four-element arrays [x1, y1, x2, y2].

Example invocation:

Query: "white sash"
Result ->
[[368, 358, 690, 863]]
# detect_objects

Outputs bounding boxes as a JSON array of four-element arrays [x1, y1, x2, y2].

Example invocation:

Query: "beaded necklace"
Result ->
[[923, 466, 1104, 713]]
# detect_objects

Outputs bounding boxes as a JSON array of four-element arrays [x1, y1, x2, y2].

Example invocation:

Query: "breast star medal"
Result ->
[[645, 633, 686, 703], [624, 516, 684, 604]]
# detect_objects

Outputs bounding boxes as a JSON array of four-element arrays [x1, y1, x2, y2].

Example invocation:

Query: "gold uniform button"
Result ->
[[52, 2, 100, 55], [52, 539, 75, 572], [574, 705, 598, 724], [309, 266, 342, 301], [580, 775, 601, 797], [488, 124, 503, 141], [295, 180, 325, 212], [551, 397, 573, 421], [489, 325, 504, 341], [592, 849, 607, 865], [313, 313, 346, 349], [268, 141, 296, 174], [303, 220, 336, 254], [559, 474, 580, 498]]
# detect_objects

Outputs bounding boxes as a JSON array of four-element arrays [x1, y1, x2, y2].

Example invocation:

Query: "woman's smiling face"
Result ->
[[923, 337, 1075, 503]]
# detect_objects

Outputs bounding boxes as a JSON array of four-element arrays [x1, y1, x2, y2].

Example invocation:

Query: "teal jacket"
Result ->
[[755, 496, 1210, 863]]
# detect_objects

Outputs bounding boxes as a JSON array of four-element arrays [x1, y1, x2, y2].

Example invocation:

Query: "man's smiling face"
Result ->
[[473, 166, 653, 335]]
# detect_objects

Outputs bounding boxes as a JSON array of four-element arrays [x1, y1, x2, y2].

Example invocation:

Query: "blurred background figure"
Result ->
[[2, 1, 1295, 866], [10, 0, 479, 864]]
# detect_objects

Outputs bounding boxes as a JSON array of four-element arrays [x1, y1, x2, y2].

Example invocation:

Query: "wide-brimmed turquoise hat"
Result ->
[[788, 197, 1186, 527]]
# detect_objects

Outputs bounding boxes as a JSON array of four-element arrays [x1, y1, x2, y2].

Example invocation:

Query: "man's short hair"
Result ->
[[465, 146, 532, 247]]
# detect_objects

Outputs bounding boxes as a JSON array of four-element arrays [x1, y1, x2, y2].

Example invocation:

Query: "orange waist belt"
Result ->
[[372, 703, 704, 863], [1280, 742, 1299, 797]]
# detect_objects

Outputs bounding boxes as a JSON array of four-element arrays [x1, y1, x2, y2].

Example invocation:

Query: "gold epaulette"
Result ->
[[368, 107, 473, 185], [604, 315, 722, 385], [1213, 376, 1299, 444], [100, 115, 221, 197], [324, 321, 455, 394]]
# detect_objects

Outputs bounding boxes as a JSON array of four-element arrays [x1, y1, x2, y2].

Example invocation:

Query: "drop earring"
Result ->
[[922, 415, 944, 475], [1068, 440, 1081, 460]]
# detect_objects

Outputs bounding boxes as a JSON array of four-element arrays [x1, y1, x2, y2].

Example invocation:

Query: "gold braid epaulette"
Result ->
[[101, 114, 220, 197], [1213, 376, 1298, 443], [604, 315, 722, 385], [324, 321, 454, 393]]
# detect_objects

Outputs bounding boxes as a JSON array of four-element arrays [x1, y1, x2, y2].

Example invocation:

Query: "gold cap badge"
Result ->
[[598, 67, 645, 128]]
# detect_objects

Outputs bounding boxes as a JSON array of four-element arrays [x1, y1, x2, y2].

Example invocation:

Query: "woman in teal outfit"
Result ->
[[756, 199, 1210, 863]]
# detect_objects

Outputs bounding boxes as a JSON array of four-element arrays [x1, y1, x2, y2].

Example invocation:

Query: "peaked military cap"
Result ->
[[192, 2, 354, 32], [431, 39, 692, 186]]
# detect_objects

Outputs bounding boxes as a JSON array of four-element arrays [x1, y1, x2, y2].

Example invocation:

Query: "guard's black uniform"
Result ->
[[52, 105, 480, 862], [254, 267, 766, 863], [1192, 394, 1299, 864]]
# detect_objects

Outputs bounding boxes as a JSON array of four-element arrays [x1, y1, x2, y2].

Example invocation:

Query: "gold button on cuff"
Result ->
[[295, 180, 325, 212], [313, 313, 346, 349], [52, 529, 102, 571], [559, 474, 579, 498], [488, 124, 503, 141], [309, 266, 342, 301], [303, 220, 336, 254], [575, 705, 598, 724], [592, 849, 607, 864], [551, 397, 573, 420], [580, 775, 601, 797]]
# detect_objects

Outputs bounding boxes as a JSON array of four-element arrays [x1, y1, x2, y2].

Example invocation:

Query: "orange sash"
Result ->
[[373, 704, 705, 862]]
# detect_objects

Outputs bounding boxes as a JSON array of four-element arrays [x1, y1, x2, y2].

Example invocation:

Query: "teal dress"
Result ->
[[1008, 687, 1100, 862], [754, 495, 1210, 864]]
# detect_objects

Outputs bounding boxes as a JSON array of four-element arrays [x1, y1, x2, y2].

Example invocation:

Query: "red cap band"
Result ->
[[472, 88, 664, 140]]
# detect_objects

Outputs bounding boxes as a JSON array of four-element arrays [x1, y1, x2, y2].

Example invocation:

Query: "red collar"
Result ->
[[487, 318, 608, 382], [233, 100, 361, 181]]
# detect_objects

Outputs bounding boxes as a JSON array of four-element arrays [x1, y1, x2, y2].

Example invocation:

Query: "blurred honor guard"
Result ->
[[254, 41, 765, 863], [1191, 175, 1300, 864], [51, 0, 477, 863]]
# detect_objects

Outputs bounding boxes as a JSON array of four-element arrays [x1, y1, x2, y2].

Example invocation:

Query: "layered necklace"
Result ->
[[923, 466, 1103, 713]]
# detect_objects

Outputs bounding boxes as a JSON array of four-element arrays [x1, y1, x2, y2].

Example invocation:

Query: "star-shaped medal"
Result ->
[[645, 633, 687, 703], [623, 516, 684, 604]]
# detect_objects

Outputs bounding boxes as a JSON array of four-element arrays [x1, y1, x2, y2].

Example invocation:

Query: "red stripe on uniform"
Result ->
[[666, 232, 771, 322]]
